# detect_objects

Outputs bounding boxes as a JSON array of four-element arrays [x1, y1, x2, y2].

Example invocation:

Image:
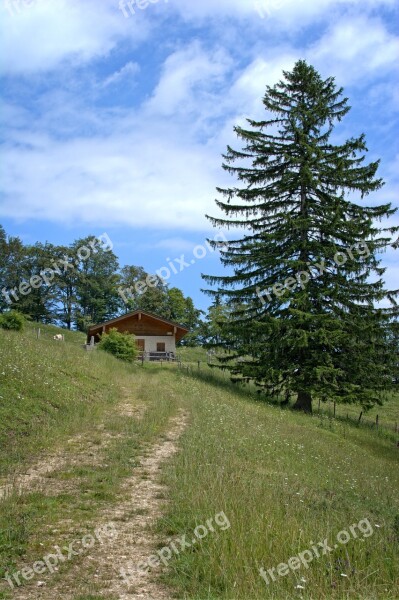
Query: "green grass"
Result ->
[[157, 369, 399, 599], [178, 346, 210, 364], [178, 346, 399, 435], [1, 330, 398, 599], [0, 324, 178, 598], [0, 322, 124, 475]]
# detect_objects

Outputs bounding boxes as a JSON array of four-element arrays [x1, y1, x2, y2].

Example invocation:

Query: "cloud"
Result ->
[[0, 119, 223, 230], [226, 54, 296, 113], [0, 0, 396, 98], [169, 0, 396, 25], [2, 29, 397, 232], [0, 40, 300, 231], [101, 61, 140, 88], [145, 42, 233, 118], [309, 15, 399, 84], [1, 0, 397, 240], [2, 0, 396, 77], [0, 0, 147, 75]]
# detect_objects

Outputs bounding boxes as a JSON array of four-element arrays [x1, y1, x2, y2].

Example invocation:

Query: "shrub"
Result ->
[[98, 328, 138, 362], [0, 311, 26, 331]]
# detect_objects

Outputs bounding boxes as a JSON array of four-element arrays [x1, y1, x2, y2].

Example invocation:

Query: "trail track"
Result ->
[[5, 405, 188, 600]]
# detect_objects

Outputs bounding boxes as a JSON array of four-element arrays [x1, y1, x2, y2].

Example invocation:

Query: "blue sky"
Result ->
[[0, 0, 398, 311]]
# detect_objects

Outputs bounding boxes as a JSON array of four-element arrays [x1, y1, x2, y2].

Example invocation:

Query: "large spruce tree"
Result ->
[[203, 60, 398, 413]]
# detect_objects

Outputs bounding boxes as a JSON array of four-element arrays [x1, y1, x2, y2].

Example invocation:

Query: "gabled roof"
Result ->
[[88, 310, 189, 341]]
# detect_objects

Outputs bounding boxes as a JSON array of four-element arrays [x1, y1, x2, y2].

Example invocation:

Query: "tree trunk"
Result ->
[[293, 391, 312, 414]]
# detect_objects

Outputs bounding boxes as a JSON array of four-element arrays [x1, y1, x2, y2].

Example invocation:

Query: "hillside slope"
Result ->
[[0, 323, 130, 475], [0, 326, 398, 599]]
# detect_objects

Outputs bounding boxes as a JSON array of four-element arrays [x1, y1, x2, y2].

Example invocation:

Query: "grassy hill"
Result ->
[[178, 346, 399, 436], [0, 325, 398, 599], [0, 322, 124, 474], [159, 371, 399, 599]]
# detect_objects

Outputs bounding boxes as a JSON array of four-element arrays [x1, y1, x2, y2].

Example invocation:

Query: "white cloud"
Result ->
[[1, 0, 397, 240], [2, 31, 397, 232], [226, 54, 296, 113], [309, 15, 399, 84], [1, 0, 396, 77], [0, 0, 147, 75], [101, 61, 140, 88], [145, 42, 233, 118], [169, 0, 396, 25], [0, 121, 223, 230]]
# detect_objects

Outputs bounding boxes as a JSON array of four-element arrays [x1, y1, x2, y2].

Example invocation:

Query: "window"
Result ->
[[157, 342, 166, 352]]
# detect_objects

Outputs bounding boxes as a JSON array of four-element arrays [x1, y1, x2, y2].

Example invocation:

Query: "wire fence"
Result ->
[[177, 360, 399, 440]]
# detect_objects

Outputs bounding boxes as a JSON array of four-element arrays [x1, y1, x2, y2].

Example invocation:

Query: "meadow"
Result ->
[[0, 325, 398, 599]]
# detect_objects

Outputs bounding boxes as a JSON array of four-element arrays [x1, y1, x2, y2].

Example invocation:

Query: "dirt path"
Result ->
[[10, 410, 188, 600], [0, 395, 147, 501], [0, 429, 120, 501]]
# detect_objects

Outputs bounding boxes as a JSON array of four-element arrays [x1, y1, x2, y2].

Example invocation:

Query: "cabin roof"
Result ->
[[87, 310, 189, 341]]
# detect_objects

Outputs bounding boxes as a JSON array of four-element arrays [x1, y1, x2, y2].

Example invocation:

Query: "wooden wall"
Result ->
[[89, 313, 180, 343]]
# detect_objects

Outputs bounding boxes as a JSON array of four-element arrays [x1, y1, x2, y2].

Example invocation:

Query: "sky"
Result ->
[[0, 0, 398, 312]]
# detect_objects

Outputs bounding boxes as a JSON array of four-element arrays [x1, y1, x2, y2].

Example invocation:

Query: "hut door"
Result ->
[[136, 339, 145, 352]]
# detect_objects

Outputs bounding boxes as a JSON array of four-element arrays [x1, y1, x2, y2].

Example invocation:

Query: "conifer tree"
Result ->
[[203, 60, 398, 413]]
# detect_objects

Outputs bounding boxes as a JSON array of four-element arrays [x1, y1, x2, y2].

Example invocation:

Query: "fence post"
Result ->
[[358, 411, 363, 425], [36, 328, 40, 339], [333, 402, 336, 418], [376, 414, 379, 430]]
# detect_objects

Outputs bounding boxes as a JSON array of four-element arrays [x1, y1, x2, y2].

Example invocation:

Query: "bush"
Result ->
[[98, 328, 138, 362], [0, 311, 25, 331]]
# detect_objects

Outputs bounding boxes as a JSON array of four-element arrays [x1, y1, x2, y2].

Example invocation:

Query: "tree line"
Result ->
[[0, 225, 202, 343]]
